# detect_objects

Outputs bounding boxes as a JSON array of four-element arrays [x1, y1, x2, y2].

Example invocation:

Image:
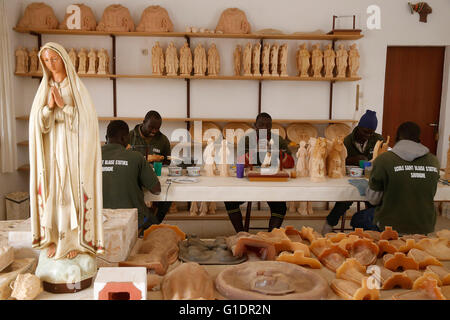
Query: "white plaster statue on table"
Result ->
[[97, 48, 110, 74], [296, 43, 310, 77], [15, 47, 28, 74], [179, 42, 193, 76], [165, 42, 179, 76], [242, 42, 252, 76], [336, 44, 348, 78], [296, 140, 309, 178], [261, 43, 271, 76], [77, 48, 88, 74], [194, 43, 207, 76], [327, 137, 347, 179], [323, 44, 336, 78], [207, 43, 220, 76], [68, 48, 78, 72], [233, 45, 242, 76], [151, 41, 165, 75], [310, 137, 328, 182], [203, 137, 216, 177], [252, 42, 261, 76], [311, 43, 323, 78], [348, 44, 360, 77], [270, 44, 279, 76], [29, 48, 39, 74], [217, 139, 230, 177], [279, 43, 288, 77], [87, 48, 97, 74]]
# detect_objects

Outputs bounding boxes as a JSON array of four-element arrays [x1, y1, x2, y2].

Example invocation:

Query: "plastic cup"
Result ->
[[236, 163, 245, 178], [153, 162, 162, 176]]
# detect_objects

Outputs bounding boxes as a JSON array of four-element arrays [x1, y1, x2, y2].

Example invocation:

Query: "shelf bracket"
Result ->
[[29, 31, 42, 49]]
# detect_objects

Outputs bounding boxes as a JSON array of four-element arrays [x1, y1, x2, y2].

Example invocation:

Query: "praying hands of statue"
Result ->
[[51, 86, 65, 108]]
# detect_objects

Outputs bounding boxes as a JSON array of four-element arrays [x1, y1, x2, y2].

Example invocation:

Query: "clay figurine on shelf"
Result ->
[[15, 47, 28, 74], [279, 43, 288, 77], [17, 2, 58, 29], [97, 48, 110, 75], [165, 42, 179, 76], [215, 8, 251, 34], [194, 43, 207, 76], [310, 137, 328, 182], [252, 42, 261, 76], [179, 42, 193, 76], [217, 139, 230, 177], [136, 5, 174, 32], [372, 136, 390, 161], [77, 48, 88, 74], [87, 49, 97, 74], [233, 45, 242, 76], [327, 137, 347, 179], [242, 42, 252, 76], [68, 48, 78, 72], [207, 43, 220, 76], [96, 4, 135, 32], [296, 140, 309, 178], [203, 137, 217, 177], [296, 43, 310, 77], [348, 44, 360, 78], [408, 2, 432, 23], [336, 44, 348, 78], [29, 42, 104, 293], [151, 42, 165, 75], [446, 136, 450, 180], [59, 4, 97, 31], [311, 44, 323, 78], [28, 48, 39, 74], [323, 44, 336, 78], [270, 44, 279, 76], [261, 43, 270, 77]]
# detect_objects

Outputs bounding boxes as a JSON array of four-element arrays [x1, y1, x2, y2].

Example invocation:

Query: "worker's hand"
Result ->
[[126, 144, 132, 150], [147, 154, 165, 162]]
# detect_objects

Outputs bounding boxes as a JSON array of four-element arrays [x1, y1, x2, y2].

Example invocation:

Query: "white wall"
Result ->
[[2, 0, 450, 219]]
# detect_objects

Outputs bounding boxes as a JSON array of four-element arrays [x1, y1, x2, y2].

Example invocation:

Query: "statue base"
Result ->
[[35, 248, 97, 293]]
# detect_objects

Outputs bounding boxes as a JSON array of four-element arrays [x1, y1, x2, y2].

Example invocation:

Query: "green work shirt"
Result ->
[[101, 143, 159, 227], [344, 127, 384, 161], [129, 124, 171, 159], [369, 151, 440, 235], [238, 131, 291, 165]]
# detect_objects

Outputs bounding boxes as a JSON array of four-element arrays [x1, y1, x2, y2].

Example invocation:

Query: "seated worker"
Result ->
[[321, 110, 384, 235], [102, 120, 161, 233], [351, 121, 440, 235], [129, 110, 171, 223], [225, 112, 293, 233]]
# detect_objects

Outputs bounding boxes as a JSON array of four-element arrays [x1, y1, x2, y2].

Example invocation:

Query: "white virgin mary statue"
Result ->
[[29, 42, 104, 263]]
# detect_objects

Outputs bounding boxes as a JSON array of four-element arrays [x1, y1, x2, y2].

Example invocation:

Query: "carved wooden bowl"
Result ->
[[286, 123, 318, 144]]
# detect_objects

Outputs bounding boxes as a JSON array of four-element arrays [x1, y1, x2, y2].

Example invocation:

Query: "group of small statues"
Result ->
[[296, 43, 360, 78], [15, 47, 41, 74], [152, 42, 220, 76], [234, 42, 289, 77], [68, 48, 110, 75]]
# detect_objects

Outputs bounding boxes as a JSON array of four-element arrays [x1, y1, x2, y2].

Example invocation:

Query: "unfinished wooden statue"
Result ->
[[336, 44, 348, 78], [190, 202, 199, 216], [270, 44, 280, 76], [296, 141, 309, 178], [327, 137, 347, 178], [28, 48, 39, 73], [203, 137, 216, 177], [151, 42, 165, 75], [15, 47, 28, 74], [252, 43, 261, 76], [10, 273, 43, 300], [207, 43, 220, 76], [324, 44, 336, 78], [311, 44, 323, 78], [297, 202, 314, 216], [279, 43, 288, 77], [233, 45, 242, 76], [87, 49, 97, 74], [242, 42, 252, 76], [136, 5, 173, 32], [296, 43, 310, 77], [372, 136, 390, 161], [348, 44, 360, 77], [310, 137, 328, 182], [215, 8, 251, 34], [199, 202, 216, 216], [194, 44, 207, 76], [165, 42, 179, 76], [77, 48, 87, 74], [96, 4, 135, 32], [217, 139, 230, 177], [261, 43, 271, 76], [17, 2, 58, 29], [68, 48, 78, 71], [179, 42, 193, 76], [97, 48, 110, 74], [59, 4, 96, 31], [446, 136, 450, 180]]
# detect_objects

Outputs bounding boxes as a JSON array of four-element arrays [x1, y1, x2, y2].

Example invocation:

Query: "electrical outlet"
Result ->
[[142, 49, 148, 56]]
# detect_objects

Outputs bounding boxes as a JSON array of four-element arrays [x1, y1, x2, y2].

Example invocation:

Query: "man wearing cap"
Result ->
[[321, 110, 384, 235]]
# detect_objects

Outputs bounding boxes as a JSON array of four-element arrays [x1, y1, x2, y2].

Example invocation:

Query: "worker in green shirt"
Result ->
[[322, 110, 384, 235], [351, 121, 440, 235], [129, 110, 172, 223], [102, 120, 161, 233]]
